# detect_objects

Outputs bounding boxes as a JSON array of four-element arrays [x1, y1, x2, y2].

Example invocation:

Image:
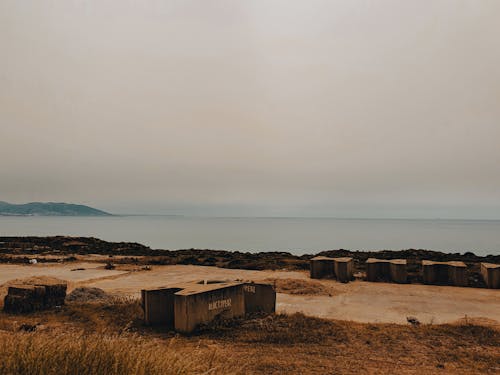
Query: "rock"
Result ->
[[406, 316, 421, 326]]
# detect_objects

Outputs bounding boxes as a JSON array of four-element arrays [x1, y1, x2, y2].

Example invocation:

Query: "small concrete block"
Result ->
[[310, 256, 335, 279], [480, 263, 500, 289], [310, 256, 353, 282], [333, 257, 354, 282], [365, 259, 407, 283], [422, 260, 467, 287]]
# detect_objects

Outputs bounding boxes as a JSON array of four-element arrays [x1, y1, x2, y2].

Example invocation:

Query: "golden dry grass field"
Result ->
[[0, 299, 499, 374]]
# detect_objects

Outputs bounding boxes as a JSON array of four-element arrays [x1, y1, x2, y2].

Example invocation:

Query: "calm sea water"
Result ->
[[0, 216, 499, 256]]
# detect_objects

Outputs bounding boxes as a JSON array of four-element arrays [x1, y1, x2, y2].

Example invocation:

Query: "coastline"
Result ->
[[1, 236, 499, 288]]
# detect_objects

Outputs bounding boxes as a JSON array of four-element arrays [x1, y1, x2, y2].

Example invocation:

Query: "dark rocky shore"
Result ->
[[1, 236, 499, 287]]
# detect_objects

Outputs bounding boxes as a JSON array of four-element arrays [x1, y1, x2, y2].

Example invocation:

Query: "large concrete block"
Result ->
[[142, 280, 276, 333], [422, 260, 467, 287], [480, 263, 500, 289], [174, 282, 245, 333], [243, 282, 276, 314], [310, 256, 353, 282], [365, 259, 407, 283]]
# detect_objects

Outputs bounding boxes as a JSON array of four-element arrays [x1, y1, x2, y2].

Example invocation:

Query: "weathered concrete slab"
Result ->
[[480, 263, 500, 289], [243, 282, 276, 313], [310, 256, 353, 282], [174, 281, 245, 333], [422, 260, 467, 287], [142, 280, 276, 332], [365, 258, 407, 283]]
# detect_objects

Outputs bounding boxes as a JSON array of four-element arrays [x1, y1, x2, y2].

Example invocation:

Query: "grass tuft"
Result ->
[[0, 331, 231, 375]]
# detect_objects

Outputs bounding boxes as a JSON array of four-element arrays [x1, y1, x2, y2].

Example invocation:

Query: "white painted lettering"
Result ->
[[244, 285, 256, 293], [208, 298, 232, 311]]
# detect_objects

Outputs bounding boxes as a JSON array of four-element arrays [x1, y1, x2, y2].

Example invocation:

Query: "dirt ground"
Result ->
[[1, 262, 499, 325]]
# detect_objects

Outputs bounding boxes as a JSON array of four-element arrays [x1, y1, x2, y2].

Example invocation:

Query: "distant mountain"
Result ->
[[0, 201, 112, 216]]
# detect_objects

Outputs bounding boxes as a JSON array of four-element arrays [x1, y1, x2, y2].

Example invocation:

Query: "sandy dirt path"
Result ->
[[1, 263, 499, 325], [0, 263, 128, 286]]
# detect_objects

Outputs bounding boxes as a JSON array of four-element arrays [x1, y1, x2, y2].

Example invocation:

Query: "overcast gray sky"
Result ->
[[1, 0, 500, 218]]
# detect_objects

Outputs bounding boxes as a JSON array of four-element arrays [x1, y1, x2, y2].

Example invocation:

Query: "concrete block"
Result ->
[[310, 256, 353, 282], [3, 282, 67, 314], [243, 282, 276, 313], [333, 257, 354, 283], [422, 261, 447, 284], [480, 263, 500, 289], [422, 260, 467, 287], [37, 282, 67, 307], [142, 280, 276, 333], [310, 256, 335, 279], [174, 282, 245, 333], [142, 287, 182, 326], [390, 260, 408, 284], [447, 261, 468, 287], [366, 259, 389, 282], [365, 259, 407, 283]]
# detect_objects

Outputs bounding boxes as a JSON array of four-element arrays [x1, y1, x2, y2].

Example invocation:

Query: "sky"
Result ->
[[1, 0, 500, 218]]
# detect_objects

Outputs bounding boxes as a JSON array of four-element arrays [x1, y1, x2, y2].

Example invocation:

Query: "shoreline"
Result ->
[[1, 236, 499, 288]]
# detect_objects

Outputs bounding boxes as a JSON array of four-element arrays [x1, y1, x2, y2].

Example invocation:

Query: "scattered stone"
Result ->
[[406, 316, 421, 326], [19, 323, 38, 332]]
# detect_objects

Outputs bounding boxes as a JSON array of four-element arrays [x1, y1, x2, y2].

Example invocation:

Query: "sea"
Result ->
[[1, 216, 499, 256]]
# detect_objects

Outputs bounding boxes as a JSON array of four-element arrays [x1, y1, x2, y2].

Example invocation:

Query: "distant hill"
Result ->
[[0, 201, 112, 216]]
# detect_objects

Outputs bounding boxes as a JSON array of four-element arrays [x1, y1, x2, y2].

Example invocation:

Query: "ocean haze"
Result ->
[[1, 1, 500, 218]]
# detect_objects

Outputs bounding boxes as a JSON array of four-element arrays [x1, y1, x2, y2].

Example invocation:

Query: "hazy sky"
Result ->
[[1, 1, 500, 218]]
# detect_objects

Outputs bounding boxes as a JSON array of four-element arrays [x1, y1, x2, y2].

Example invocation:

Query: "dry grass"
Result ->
[[265, 278, 333, 295], [201, 313, 500, 374], [0, 332, 229, 375], [0, 298, 237, 374], [1, 299, 499, 374]]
